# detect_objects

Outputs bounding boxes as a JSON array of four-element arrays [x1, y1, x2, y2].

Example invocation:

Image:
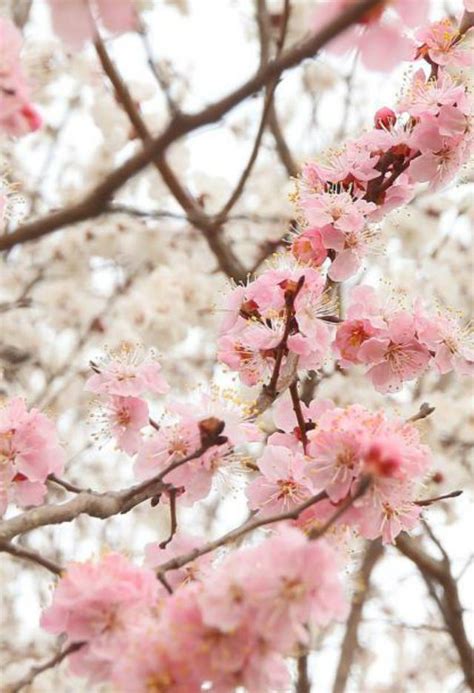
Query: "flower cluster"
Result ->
[[0, 398, 64, 515], [334, 286, 473, 392], [218, 256, 335, 385], [86, 342, 169, 455], [0, 18, 42, 137], [42, 528, 347, 691], [291, 24, 472, 279], [247, 397, 431, 544]]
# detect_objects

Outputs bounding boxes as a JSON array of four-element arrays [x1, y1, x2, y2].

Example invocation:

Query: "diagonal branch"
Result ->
[[6, 643, 83, 693], [0, 541, 63, 575], [396, 533, 473, 691], [0, 0, 384, 253], [94, 35, 247, 281], [0, 440, 224, 543]]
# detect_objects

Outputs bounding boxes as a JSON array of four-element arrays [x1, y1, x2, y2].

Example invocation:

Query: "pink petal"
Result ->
[[328, 250, 361, 282], [360, 24, 414, 72]]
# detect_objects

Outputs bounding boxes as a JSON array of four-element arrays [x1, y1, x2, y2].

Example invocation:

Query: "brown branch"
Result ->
[[396, 533, 473, 691], [256, 0, 299, 178], [156, 490, 329, 576], [0, 439, 224, 543], [296, 652, 311, 693], [415, 490, 463, 507], [0, 541, 63, 576], [332, 540, 384, 693], [6, 643, 84, 693], [48, 474, 85, 494], [0, 0, 383, 253], [266, 275, 305, 396], [94, 35, 247, 281]]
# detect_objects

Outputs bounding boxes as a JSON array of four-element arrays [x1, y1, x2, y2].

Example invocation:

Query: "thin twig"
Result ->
[[156, 490, 329, 576], [6, 643, 84, 693], [0, 541, 63, 575]]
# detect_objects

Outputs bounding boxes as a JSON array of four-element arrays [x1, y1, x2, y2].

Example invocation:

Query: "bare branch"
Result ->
[[396, 534, 474, 690], [0, 541, 63, 576], [6, 643, 83, 693], [332, 540, 384, 693]]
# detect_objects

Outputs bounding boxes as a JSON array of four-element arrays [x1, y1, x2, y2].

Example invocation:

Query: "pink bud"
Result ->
[[21, 104, 42, 132], [374, 107, 397, 130]]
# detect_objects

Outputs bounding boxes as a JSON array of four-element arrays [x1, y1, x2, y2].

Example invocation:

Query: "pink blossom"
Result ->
[[313, 0, 426, 72], [416, 19, 473, 68], [291, 227, 328, 267], [86, 343, 169, 397], [353, 481, 422, 544], [300, 188, 375, 233], [417, 312, 474, 376], [218, 257, 335, 385], [48, 0, 137, 48], [0, 18, 42, 137], [95, 395, 149, 455], [249, 527, 348, 650], [333, 318, 380, 366], [41, 553, 159, 641], [357, 312, 431, 393], [0, 398, 65, 515], [246, 445, 314, 515], [134, 418, 200, 480], [306, 404, 431, 541]]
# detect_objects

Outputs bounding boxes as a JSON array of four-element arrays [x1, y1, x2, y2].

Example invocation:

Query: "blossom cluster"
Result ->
[[0, 398, 64, 515], [217, 257, 335, 386], [0, 18, 42, 137], [334, 286, 473, 392], [247, 396, 431, 544], [293, 71, 472, 280], [218, 15, 473, 393], [42, 528, 347, 691], [87, 342, 259, 505]]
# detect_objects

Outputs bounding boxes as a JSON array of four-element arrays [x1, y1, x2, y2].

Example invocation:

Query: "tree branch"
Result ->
[[396, 533, 473, 691], [332, 540, 384, 693], [0, 440, 224, 543], [0, 0, 383, 253], [6, 643, 83, 693], [0, 541, 63, 576]]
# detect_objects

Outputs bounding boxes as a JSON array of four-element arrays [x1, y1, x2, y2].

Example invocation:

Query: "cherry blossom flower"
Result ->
[[306, 404, 431, 541], [416, 18, 473, 68], [86, 343, 169, 397], [41, 553, 160, 682], [0, 398, 65, 515], [48, 0, 137, 49], [357, 312, 431, 392], [93, 395, 149, 455], [246, 445, 314, 515], [218, 256, 334, 385], [417, 311, 474, 375]]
